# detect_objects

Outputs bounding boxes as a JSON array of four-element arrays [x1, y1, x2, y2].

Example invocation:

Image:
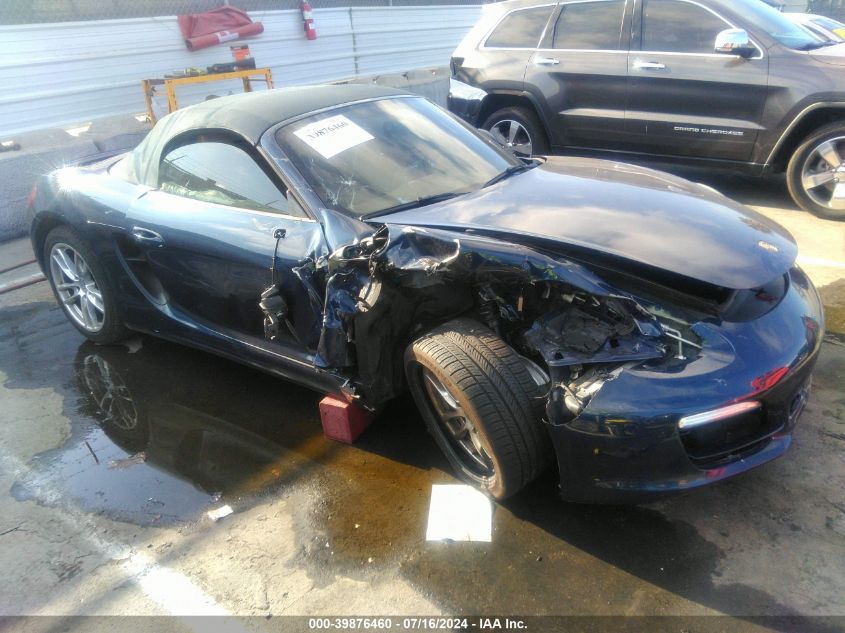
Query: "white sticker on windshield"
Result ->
[[293, 114, 374, 159]]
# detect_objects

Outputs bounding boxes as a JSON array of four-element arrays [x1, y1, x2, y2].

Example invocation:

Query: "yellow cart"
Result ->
[[141, 67, 274, 124]]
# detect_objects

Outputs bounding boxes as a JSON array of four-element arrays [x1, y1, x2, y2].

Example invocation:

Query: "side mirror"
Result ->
[[715, 28, 757, 58]]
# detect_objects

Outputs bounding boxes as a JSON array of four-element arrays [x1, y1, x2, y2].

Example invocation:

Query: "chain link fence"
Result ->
[[0, 0, 493, 25], [808, 0, 845, 20]]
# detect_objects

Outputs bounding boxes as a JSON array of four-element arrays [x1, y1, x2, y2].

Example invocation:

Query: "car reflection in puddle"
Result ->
[[12, 338, 329, 526]]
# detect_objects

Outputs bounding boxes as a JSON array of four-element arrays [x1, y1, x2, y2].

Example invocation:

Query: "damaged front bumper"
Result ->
[[546, 266, 824, 503]]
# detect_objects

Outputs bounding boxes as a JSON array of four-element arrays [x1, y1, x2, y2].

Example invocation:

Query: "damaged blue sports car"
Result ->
[[29, 85, 824, 502]]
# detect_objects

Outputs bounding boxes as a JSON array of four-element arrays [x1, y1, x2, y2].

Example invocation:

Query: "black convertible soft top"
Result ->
[[118, 83, 407, 187]]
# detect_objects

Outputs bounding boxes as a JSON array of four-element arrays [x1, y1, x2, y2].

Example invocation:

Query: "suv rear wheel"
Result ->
[[405, 318, 551, 499], [482, 106, 550, 157], [787, 121, 845, 220]]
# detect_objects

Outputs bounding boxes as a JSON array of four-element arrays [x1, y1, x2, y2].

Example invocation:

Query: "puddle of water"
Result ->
[[9, 338, 331, 525], [0, 301, 339, 525]]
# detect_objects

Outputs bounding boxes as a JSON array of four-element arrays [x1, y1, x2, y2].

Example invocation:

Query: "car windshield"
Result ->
[[274, 96, 520, 217], [738, 0, 831, 50]]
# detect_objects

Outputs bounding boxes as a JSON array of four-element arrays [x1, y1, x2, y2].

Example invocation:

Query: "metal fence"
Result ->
[[0, 5, 482, 136], [0, 0, 491, 25]]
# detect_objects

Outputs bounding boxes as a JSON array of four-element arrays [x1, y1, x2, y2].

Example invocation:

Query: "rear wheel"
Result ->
[[44, 226, 129, 344], [482, 106, 550, 157], [787, 121, 845, 220], [405, 318, 551, 499]]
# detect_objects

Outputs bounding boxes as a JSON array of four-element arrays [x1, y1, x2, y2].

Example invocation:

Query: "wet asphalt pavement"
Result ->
[[0, 178, 844, 632]]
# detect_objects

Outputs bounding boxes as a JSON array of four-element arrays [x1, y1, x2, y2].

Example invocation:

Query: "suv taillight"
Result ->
[[450, 57, 464, 77]]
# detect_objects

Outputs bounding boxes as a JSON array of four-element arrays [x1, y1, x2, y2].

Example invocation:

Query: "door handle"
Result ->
[[534, 57, 560, 66], [131, 226, 165, 246], [633, 60, 667, 71]]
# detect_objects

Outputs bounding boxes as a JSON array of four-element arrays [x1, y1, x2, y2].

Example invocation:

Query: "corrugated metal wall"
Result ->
[[0, 5, 481, 136]]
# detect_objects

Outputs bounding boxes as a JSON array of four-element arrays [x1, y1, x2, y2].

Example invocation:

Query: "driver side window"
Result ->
[[159, 140, 297, 216], [641, 0, 730, 54]]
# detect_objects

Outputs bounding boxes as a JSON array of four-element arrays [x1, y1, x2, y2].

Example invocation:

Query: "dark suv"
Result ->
[[448, 0, 845, 219]]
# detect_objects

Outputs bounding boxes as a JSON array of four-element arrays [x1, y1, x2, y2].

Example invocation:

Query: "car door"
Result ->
[[626, 0, 770, 161], [524, 0, 634, 150], [125, 136, 326, 351]]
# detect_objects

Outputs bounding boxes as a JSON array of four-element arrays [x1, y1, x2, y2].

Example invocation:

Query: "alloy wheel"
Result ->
[[420, 367, 494, 477], [801, 135, 845, 211], [49, 243, 105, 332], [489, 119, 533, 156]]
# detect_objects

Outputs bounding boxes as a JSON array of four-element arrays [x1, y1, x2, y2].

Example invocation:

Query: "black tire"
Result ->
[[787, 121, 845, 220], [405, 318, 552, 499], [482, 106, 550, 157], [44, 225, 129, 344]]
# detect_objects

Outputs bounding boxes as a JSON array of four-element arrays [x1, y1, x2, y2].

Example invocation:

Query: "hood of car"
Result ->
[[372, 157, 797, 291], [809, 41, 845, 65]]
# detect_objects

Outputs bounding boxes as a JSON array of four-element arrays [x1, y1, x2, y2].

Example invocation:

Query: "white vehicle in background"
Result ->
[[786, 13, 845, 42]]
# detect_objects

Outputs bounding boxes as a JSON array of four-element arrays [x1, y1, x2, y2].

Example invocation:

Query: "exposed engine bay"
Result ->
[[260, 224, 709, 418]]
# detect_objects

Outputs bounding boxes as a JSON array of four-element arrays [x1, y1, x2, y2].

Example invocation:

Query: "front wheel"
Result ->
[[482, 106, 550, 157], [405, 318, 551, 499], [787, 122, 845, 220]]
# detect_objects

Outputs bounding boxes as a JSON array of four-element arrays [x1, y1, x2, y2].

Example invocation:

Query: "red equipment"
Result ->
[[318, 395, 373, 444], [301, 1, 317, 40], [177, 6, 264, 52]]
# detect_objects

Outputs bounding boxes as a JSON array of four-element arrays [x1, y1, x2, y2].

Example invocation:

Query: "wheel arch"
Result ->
[[477, 92, 551, 136], [768, 105, 845, 172], [31, 212, 71, 271]]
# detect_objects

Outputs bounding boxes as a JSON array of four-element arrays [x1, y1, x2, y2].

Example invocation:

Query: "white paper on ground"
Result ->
[[293, 114, 374, 159], [425, 484, 492, 543], [207, 505, 233, 521]]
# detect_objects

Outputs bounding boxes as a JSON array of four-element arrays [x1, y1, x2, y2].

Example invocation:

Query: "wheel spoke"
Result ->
[[79, 294, 91, 328], [803, 170, 836, 189], [816, 140, 843, 169], [507, 122, 519, 143], [62, 289, 81, 305], [830, 183, 845, 210], [468, 429, 485, 455], [424, 372, 459, 410], [81, 294, 100, 329], [461, 446, 490, 471], [87, 286, 104, 312], [512, 142, 532, 155], [52, 249, 78, 282], [490, 125, 508, 146], [86, 296, 101, 327]]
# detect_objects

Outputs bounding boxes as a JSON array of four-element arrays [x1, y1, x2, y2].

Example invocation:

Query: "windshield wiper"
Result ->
[[481, 162, 535, 189], [373, 191, 469, 216]]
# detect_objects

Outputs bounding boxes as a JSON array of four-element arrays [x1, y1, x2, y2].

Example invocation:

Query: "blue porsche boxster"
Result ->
[[29, 85, 823, 502]]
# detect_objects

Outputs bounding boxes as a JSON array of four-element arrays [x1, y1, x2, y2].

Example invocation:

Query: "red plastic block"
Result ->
[[319, 395, 374, 444]]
